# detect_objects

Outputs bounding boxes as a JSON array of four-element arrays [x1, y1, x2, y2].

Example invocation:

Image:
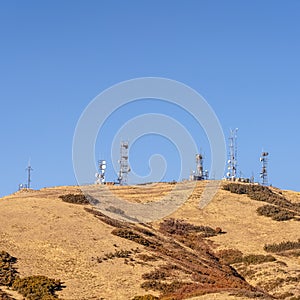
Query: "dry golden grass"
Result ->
[[0, 181, 299, 299]]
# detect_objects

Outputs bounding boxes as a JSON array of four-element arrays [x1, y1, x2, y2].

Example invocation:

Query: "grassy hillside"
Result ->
[[0, 182, 299, 299]]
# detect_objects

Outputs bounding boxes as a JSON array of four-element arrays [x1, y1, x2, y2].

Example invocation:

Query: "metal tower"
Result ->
[[260, 151, 269, 186], [196, 154, 204, 179], [95, 160, 106, 184], [118, 141, 130, 185], [26, 161, 33, 189], [190, 153, 208, 181], [226, 128, 238, 180]]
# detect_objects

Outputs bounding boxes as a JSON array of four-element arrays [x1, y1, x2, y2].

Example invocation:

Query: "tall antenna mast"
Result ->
[[190, 153, 209, 181], [226, 128, 238, 181], [95, 160, 106, 184], [118, 141, 130, 185], [260, 151, 269, 186], [26, 160, 33, 189], [196, 154, 204, 179]]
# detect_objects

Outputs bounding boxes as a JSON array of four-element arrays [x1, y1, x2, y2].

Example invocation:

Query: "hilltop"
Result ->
[[0, 182, 299, 299]]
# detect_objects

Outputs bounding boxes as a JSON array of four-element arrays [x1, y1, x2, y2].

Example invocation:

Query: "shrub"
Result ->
[[223, 183, 248, 194], [0, 251, 18, 286], [12, 275, 62, 300], [242, 254, 276, 265], [84, 207, 124, 228], [257, 205, 295, 221], [59, 193, 90, 204], [264, 239, 300, 253], [137, 254, 158, 262], [142, 269, 167, 280], [159, 219, 218, 237], [272, 210, 295, 221], [215, 249, 243, 265], [96, 248, 140, 263], [223, 184, 294, 208], [111, 228, 157, 247], [224, 183, 300, 221]]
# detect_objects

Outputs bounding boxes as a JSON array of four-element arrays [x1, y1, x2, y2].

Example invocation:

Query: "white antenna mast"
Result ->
[[226, 128, 238, 181]]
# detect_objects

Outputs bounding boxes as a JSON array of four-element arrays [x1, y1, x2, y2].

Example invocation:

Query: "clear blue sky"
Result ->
[[1, 0, 299, 196]]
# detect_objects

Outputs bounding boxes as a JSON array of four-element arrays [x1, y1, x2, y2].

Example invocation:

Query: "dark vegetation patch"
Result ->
[[84, 207, 124, 228], [1, 251, 64, 299], [12, 275, 63, 300], [215, 249, 243, 265], [84, 206, 269, 300], [159, 218, 220, 237], [242, 254, 276, 265], [59, 193, 98, 205], [215, 249, 276, 266], [142, 269, 168, 281], [111, 228, 159, 248], [94, 248, 141, 263], [0, 251, 18, 286], [223, 183, 300, 221], [257, 205, 295, 221], [264, 239, 300, 253], [137, 254, 159, 262]]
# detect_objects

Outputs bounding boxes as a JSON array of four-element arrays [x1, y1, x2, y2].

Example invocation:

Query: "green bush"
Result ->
[[12, 275, 63, 300]]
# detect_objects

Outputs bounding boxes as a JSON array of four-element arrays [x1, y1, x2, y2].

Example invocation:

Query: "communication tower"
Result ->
[[95, 160, 106, 184], [191, 153, 208, 180], [196, 154, 203, 180], [260, 151, 269, 186], [118, 141, 130, 185], [226, 128, 238, 181], [26, 161, 33, 189]]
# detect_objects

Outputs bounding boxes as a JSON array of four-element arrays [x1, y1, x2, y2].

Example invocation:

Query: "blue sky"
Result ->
[[0, 1, 299, 196]]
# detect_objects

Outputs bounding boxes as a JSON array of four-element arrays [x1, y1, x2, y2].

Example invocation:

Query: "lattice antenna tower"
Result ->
[[118, 141, 130, 185], [26, 160, 33, 189], [226, 128, 238, 180], [260, 151, 269, 186]]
